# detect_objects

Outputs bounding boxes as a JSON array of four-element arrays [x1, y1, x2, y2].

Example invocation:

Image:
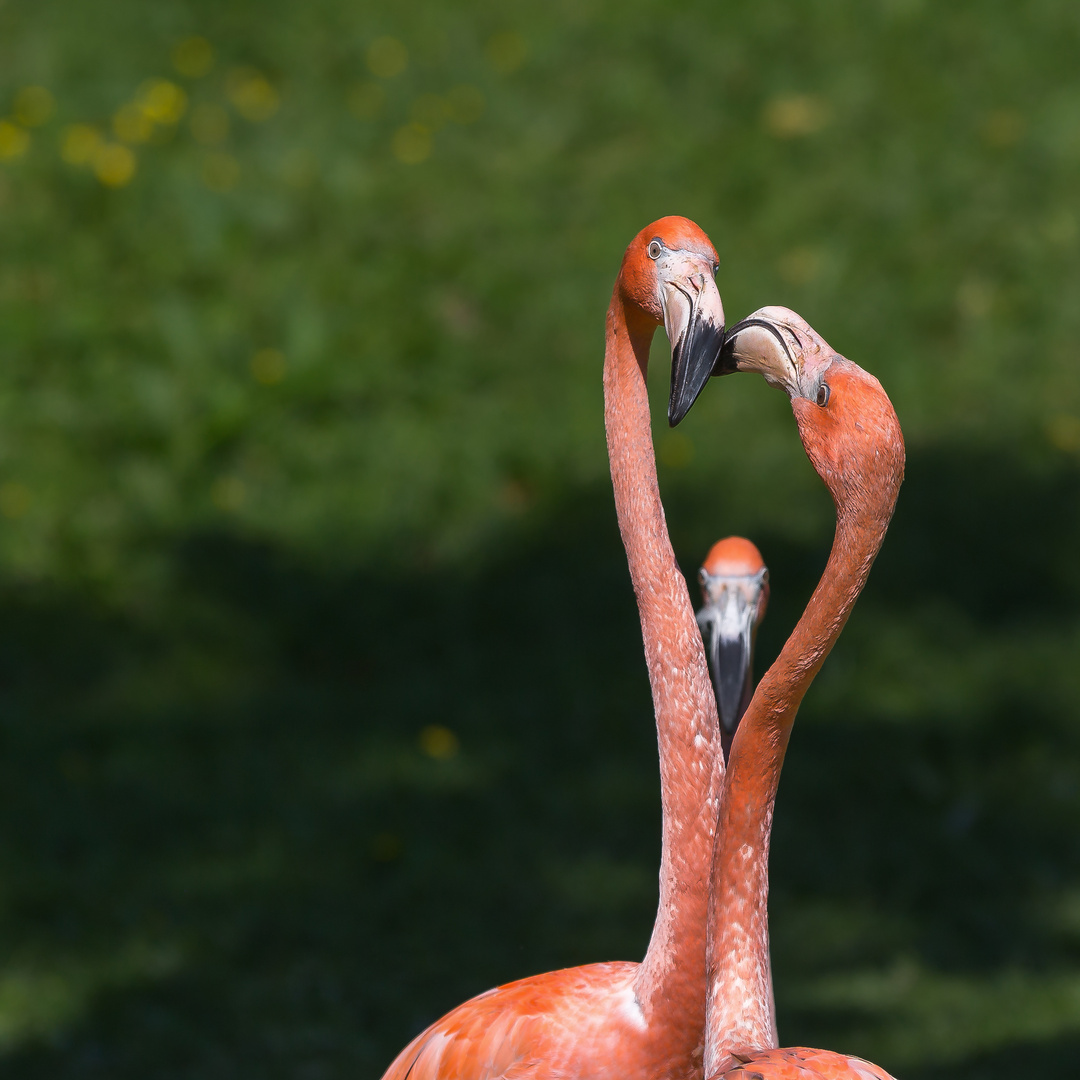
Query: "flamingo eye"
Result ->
[[816, 383, 831, 407], [647, 240, 663, 260]]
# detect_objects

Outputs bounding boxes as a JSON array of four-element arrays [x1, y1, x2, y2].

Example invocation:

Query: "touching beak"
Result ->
[[713, 308, 802, 395], [661, 258, 726, 426], [696, 586, 757, 737]]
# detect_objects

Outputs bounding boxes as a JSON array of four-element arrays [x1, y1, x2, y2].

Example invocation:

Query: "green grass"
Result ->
[[0, 0, 1079, 1075]]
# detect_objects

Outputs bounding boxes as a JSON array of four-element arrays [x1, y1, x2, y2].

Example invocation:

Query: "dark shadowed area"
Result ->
[[0, 0, 1078, 1076]]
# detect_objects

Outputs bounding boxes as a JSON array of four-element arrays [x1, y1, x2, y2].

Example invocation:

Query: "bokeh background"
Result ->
[[1, 0, 1079, 1075]]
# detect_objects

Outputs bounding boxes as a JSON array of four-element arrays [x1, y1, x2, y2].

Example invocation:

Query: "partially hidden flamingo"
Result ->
[[704, 308, 905, 1080], [380, 217, 730, 1080], [696, 537, 770, 760]]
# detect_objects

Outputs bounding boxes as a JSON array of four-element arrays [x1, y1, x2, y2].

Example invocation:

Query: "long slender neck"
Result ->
[[604, 289, 723, 1041], [703, 494, 889, 1076]]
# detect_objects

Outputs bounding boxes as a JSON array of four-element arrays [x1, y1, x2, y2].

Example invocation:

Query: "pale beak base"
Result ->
[[659, 255, 726, 426]]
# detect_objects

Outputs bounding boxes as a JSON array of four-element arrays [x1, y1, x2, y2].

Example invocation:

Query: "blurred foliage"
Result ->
[[0, 0, 1079, 1076]]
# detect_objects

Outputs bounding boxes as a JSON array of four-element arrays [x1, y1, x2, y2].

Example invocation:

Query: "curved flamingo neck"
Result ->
[[604, 287, 723, 1042], [703, 491, 892, 1075]]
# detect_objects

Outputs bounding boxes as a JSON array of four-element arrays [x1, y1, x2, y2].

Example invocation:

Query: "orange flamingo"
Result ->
[[696, 537, 770, 761], [703, 308, 905, 1080], [381, 217, 729, 1080]]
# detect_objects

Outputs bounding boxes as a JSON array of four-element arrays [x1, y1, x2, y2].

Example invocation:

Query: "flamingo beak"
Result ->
[[713, 311, 801, 395], [696, 573, 764, 736], [662, 260, 726, 427]]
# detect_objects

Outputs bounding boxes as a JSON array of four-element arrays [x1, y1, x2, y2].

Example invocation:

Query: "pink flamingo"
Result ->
[[696, 537, 770, 761], [704, 308, 905, 1080], [381, 217, 729, 1080]]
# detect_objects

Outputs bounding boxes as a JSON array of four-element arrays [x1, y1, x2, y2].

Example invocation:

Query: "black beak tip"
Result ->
[[667, 397, 693, 428], [668, 322, 725, 427], [706, 627, 752, 739]]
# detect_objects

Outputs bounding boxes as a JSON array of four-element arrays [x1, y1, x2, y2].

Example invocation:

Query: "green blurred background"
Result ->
[[0, 0, 1079, 1075]]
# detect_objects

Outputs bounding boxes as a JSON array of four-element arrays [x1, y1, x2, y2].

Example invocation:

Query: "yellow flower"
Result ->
[[61, 124, 102, 165], [419, 725, 459, 760], [485, 32, 527, 74], [280, 148, 316, 189], [392, 123, 431, 164], [0, 120, 30, 160], [94, 143, 137, 187], [14, 86, 54, 127], [1047, 415, 1080, 454], [366, 36, 407, 79], [138, 79, 187, 124], [412, 94, 449, 130], [226, 68, 279, 122], [211, 476, 245, 511], [113, 104, 154, 144], [251, 348, 286, 385], [0, 482, 30, 519], [347, 82, 384, 120], [658, 432, 694, 469], [446, 85, 485, 124], [190, 102, 230, 145], [201, 152, 240, 192], [762, 94, 830, 138], [982, 108, 1025, 149], [173, 36, 214, 78], [777, 247, 823, 286]]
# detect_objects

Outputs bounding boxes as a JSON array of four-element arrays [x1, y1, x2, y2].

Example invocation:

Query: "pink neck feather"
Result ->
[[604, 290, 723, 1054]]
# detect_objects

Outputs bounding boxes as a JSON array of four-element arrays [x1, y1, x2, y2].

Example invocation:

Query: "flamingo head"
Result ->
[[716, 306, 905, 521], [618, 216, 725, 427], [696, 537, 769, 737]]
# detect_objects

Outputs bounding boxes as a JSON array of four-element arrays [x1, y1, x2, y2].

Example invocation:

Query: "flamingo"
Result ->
[[380, 217, 730, 1080], [696, 537, 770, 761], [703, 308, 905, 1080]]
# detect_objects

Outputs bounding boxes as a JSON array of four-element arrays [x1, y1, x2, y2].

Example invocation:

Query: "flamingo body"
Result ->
[[380, 218, 727, 1080], [718, 1048, 896, 1080], [384, 963, 683, 1080], [704, 308, 905, 1080]]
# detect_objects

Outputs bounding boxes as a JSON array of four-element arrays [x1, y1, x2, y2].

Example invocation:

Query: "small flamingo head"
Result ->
[[618, 217, 725, 426], [702, 536, 767, 582], [697, 536, 769, 736]]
